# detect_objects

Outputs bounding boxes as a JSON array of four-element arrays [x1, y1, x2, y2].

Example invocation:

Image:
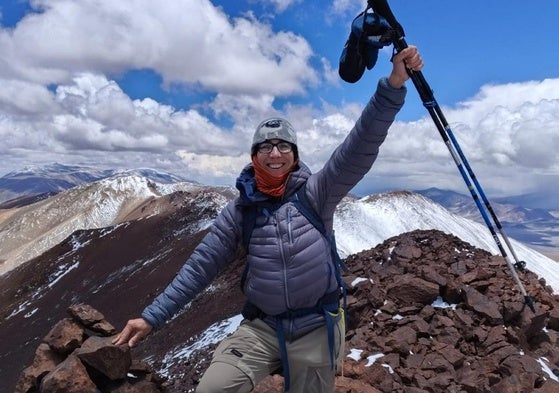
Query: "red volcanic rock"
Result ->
[[15, 304, 163, 393], [4, 208, 559, 393]]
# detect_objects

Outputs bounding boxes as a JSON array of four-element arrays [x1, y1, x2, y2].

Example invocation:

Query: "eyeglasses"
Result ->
[[257, 141, 293, 154]]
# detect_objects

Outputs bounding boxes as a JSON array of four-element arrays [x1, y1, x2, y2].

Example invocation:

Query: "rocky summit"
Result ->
[[14, 230, 559, 392]]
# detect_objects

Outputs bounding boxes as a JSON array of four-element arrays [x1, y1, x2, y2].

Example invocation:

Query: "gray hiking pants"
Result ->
[[196, 310, 345, 393]]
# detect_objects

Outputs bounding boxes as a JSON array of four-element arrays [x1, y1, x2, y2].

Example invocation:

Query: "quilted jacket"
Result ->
[[142, 77, 406, 338]]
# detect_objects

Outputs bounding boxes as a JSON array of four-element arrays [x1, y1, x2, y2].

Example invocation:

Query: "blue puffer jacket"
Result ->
[[142, 77, 406, 338]]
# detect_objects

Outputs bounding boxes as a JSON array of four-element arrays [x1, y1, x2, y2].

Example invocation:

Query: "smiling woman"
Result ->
[[252, 118, 297, 174], [113, 45, 424, 393], [250, 118, 299, 196], [253, 137, 297, 195]]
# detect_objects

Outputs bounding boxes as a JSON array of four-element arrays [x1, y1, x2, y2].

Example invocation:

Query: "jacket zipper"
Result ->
[[275, 210, 291, 311], [287, 208, 293, 244]]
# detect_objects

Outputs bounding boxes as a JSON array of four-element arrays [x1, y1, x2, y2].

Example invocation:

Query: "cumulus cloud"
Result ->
[[0, 0, 317, 95], [209, 93, 276, 126], [177, 150, 249, 181], [0, 79, 58, 116], [361, 78, 559, 196], [1, 67, 558, 195], [0, 72, 249, 172]]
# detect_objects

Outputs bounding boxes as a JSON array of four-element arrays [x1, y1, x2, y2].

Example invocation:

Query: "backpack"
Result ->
[[239, 184, 348, 391]]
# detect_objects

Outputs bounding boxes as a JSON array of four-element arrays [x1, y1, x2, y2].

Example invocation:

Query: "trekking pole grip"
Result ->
[[368, 0, 434, 105], [368, 0, 403, 39]]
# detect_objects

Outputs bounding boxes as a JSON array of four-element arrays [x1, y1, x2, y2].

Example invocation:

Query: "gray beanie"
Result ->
[[252, 118, 297, 149]]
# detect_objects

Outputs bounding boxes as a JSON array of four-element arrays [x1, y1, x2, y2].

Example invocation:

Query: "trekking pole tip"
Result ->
[[514, 260, 527, 272], [524, 295, 536, 313]]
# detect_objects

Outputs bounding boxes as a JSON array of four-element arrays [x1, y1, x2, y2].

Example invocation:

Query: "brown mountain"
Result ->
[[1, 189, 558, 392]]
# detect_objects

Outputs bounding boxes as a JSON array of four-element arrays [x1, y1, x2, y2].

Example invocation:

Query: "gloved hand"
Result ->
[[339, 10, 393, 83]]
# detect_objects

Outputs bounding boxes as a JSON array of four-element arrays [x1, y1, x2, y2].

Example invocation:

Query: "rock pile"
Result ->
[[337, 229, 559, 393], [15, 304, 164, 393]]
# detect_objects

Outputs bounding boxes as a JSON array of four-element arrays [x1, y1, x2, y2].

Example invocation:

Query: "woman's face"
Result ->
[[255, 139, 295, 176]]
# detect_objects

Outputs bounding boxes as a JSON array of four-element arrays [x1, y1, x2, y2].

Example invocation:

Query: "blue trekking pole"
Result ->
[[340, 0, 535, 312]]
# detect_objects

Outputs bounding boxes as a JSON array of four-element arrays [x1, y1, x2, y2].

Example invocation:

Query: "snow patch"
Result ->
[[156, 314, 243, 377]]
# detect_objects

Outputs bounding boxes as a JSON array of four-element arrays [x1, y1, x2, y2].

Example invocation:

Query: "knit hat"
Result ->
[[251, 118, 297, 155]]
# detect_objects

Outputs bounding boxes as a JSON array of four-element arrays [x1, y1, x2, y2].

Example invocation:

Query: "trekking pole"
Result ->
[[367, 0, 535, 312]]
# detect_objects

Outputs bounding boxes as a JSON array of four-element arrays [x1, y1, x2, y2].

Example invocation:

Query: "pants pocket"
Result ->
[[327, 307, 346, 367]]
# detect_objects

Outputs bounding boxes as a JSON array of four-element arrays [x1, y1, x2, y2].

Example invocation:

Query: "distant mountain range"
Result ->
[[416, 187, 557, 221], [1, 164, 557, 262], [0, 163, 556, 277], [0, 163, 191, 206], [416, 188, 559, 260]]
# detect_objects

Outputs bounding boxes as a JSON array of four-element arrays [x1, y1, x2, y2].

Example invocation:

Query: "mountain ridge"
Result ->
[[1, 174, 556, 282], [4, 226, 558, 393], [2, 164, 556, 261], [1, 167, 558, 392], [0, 163, 192, 206], [0, 174, 236, 276]]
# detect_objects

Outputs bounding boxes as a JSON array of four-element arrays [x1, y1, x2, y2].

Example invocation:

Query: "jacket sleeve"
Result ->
[[307, 77, 407, 227], [141, 201, 240, 329]]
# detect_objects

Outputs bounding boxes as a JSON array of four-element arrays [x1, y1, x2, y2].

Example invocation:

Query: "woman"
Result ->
[[114, 45, 423, 393]]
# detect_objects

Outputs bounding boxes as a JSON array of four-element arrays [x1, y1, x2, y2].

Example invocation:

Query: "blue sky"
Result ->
[[0, 0, 558, 201]]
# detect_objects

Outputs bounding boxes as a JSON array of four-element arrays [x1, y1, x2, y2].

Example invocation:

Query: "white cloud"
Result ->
[[2, 71, 559, 197], [209, 93, 276, 126], [0, 79, 58, 116], [257, 0, 301, 13], [177, 151, 249, 181], [330, 0, 363, 15], [0, 0, 317, 96], [358, 78, 559, 196], [320, 56, 341, 87]]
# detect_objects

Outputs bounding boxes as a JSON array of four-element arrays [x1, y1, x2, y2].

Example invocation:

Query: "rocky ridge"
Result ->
[[16, 229, 559, 392]]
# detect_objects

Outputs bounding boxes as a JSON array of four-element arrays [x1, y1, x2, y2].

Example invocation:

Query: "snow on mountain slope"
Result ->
[[333, 191, 559, 292], [0, 174, 215, 276], [415, 187, 559, 262], [0, 163, 190, 205], [2, 181, 556, 292], [0, 163, 113, 203]]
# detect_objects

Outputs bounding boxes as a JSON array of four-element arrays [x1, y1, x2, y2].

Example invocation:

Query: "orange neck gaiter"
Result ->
[[252, 157, 298, 197]]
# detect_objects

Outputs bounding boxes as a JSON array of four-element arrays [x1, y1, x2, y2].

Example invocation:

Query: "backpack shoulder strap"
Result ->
[[293, 186, 348, 273], [292, 185, 326, 235], [241, 204, 259, 253]]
